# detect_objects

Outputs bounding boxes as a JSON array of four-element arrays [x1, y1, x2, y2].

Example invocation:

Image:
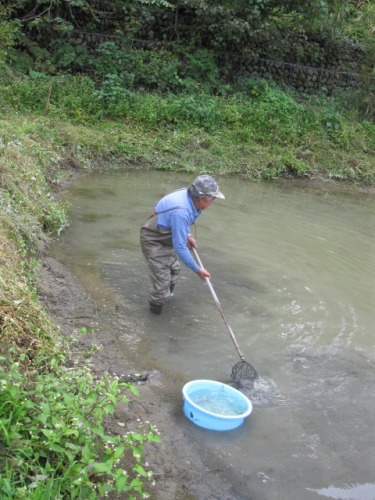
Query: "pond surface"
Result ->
[[51, 169, 375, 500]]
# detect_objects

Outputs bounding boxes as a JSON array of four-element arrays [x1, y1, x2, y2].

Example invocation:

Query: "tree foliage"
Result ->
[[2, 0, 374, 120], [0, 4, 20, 60], [4, 0, 372, 43]]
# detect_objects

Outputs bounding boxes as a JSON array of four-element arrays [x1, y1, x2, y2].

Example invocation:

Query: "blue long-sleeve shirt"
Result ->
[[155, 188, 201, 272]]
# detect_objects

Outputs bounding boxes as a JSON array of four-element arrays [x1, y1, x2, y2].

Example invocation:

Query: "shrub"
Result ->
[[50, 42, 91, 73], [0, 3, 20, 62], [92, 42, 133, 80], [261, 151, 309, 180], [131, 48, 182, 92], [183, 49, 220, 93]]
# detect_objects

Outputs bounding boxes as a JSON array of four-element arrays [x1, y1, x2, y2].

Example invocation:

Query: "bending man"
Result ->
[[140, 174, 225, 314]]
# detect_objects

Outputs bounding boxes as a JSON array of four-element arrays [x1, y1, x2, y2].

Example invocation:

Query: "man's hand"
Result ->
[[197, 268, 211, 281], [187, 235, 197, 250]]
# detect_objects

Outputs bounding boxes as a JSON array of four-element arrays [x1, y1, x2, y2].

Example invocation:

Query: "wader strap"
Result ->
[[143, 187, 197, 237], [153, 206, 197, 238], [153, 206, 183, 216]]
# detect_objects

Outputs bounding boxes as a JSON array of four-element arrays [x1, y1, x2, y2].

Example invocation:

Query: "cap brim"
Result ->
[[214, 190, 225, 199]]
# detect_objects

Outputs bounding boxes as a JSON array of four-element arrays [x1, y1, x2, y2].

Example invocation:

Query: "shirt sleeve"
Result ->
[[170, 210, 200, 273]]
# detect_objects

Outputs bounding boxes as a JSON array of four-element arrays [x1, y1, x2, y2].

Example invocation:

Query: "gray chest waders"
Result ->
[[140, 211, 181, 304], [141, 213, 173, 251]]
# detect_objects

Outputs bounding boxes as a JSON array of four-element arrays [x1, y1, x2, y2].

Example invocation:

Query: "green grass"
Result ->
[[1, 72, 374, 184]]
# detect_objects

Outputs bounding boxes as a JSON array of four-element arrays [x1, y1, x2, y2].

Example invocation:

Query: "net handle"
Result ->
[[192, 247, 245, 361]]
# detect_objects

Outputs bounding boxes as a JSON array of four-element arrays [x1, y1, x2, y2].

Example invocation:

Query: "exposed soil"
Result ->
[[39, 256, 248, 500]]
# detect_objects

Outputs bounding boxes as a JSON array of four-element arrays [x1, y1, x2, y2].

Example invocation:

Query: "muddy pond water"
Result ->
[[51, 169, 375, 500]]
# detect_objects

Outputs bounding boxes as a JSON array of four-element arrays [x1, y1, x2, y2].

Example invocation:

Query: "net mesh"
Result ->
[[231, 360, 258, 384]]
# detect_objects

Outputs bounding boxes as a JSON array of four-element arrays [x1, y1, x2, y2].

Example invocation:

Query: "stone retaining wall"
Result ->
[[225, 55, 367, 94]]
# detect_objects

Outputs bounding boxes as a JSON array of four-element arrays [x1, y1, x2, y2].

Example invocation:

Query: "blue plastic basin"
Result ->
[[182, 379, 253, 431]]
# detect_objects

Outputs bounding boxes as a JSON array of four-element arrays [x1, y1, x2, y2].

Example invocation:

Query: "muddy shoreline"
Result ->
[[40, 255, 250, 499]]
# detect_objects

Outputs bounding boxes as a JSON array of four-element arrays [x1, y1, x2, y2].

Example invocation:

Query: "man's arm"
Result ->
[[170, 212, 200, 272]]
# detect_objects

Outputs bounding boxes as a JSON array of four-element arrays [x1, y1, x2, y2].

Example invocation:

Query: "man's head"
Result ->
[[189, 175, 225, 209]]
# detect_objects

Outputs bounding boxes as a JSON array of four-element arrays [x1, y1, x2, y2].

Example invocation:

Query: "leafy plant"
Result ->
[[0, 19, 19, 61], [92, 42, 132, 79], [323, 112, 342, 132], [130, 48, 182, 92], [261, 150, 309, 180], [50, 42, 91, 73], [237, 77, 269, 98], [0, 353, 160, 498], [94, 74, 134, 104], [183, 49, 219, 93], [0, 4, 19, 67]]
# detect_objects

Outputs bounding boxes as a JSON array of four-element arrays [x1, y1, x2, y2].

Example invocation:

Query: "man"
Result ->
[[140, 174, 225, 314]]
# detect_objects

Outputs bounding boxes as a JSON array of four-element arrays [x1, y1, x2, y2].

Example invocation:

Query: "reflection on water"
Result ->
[[51, 170, 375, 500], [308, 483, 375, 499]]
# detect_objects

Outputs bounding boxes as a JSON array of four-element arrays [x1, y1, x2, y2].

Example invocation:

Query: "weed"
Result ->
[[0, 235, 160, 498], [0, 352, 160, 498], [261, 151, 310, 180]]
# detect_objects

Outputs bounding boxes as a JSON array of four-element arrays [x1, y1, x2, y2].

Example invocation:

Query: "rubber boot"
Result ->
[[149, 302, 163, 314]]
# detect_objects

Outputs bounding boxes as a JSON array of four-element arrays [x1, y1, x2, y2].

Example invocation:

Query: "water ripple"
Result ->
[[238, 376, 295, 408]]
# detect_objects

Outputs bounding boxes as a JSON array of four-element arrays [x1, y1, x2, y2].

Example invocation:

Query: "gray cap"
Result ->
[[192, 175, 225, 199]]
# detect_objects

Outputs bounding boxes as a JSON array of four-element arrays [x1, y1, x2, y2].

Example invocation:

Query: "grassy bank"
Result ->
[[0, 114, 161, 497], [1, 73, 375, 497], [1, 78, 375, 184]]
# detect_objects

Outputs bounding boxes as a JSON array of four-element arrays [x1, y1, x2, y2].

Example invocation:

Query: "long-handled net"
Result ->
[[192, 248, 258, 384], [231, 360, 258, 385]]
